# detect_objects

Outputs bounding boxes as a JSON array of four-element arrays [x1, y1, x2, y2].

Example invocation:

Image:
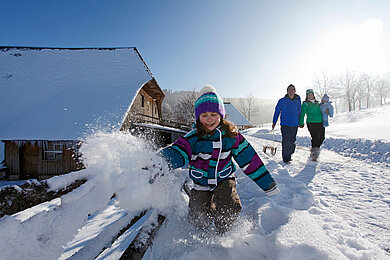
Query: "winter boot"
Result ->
[[310, 147, 320, 161]]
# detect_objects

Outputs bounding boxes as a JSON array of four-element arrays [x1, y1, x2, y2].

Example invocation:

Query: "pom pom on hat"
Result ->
[[200, 85, 217, 95], [194, 85, 225, 120]]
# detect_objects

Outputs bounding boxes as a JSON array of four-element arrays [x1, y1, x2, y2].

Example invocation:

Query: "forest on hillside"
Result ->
[[161, 89, 276, 127]]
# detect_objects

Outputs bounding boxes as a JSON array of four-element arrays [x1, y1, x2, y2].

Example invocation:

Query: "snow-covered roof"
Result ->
[[0, 47, 154, 140], [224, 102, 252, 126]]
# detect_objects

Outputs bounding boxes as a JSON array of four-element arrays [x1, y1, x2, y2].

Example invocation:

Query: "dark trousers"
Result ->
[[307, 123, 325, 148], [281, 125, 298, 161], [188, 179, 242, 234]]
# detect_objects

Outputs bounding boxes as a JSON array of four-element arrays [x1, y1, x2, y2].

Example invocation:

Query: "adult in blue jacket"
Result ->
[[272, 84, 301, 163]]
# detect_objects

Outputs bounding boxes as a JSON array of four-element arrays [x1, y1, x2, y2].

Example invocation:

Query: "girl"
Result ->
[[159, 86, 279, 234], [299, 89, 324, 161]]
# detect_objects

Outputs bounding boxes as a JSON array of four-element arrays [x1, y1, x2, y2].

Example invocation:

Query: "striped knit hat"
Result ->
[[306, 89, 314, 95], [194, 86, 226, 120]]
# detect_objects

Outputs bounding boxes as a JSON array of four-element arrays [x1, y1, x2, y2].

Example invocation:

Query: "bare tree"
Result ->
[[161, 88, 200, 126], [225, 96, 274, 125], [161, 102, 174, 121], [235, 98, 248, 120], [236, 94, 259, 122], [312, 71, 335, 98], [360, 73, 377, 108], [174, 89, 200, 126], [355, 75, 367, 110], [375, 79, 390, 106], [336, 70, 357, 112]]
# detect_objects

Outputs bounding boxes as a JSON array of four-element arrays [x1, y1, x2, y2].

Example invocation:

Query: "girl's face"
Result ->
[[199, 112, 221, 131], [307, 93, 314, 100]]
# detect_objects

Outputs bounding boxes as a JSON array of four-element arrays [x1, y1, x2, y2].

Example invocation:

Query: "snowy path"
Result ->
[[147, 135, 390, 259], [247, 135, 390, 258], [306, 152, 390, 246]]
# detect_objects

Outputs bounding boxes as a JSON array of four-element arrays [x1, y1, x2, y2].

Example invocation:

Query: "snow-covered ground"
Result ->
[[0, 105, 389, 259]]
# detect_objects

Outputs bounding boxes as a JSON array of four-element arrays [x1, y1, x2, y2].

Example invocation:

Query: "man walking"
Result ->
[[272, 84, 301, 163]]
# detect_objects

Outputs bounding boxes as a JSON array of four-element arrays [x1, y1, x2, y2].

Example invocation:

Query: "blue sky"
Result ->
[[2, 0, 390, 99]]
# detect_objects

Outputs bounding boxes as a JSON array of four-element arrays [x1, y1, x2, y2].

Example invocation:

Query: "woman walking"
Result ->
[[299, 89, 324, 161]]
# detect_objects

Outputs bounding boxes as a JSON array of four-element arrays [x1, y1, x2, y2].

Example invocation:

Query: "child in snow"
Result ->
[[159, 86, 279, 234], [299, 89, 324, 161], [320, 93, 334, 127]]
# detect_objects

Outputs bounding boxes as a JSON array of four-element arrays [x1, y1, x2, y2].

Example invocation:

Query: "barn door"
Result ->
[[20, 144, 40, 179]]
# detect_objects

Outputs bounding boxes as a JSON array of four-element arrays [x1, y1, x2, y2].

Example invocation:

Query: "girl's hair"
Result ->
[[305, 93, 318, 102], [196, 118, 238, 137]]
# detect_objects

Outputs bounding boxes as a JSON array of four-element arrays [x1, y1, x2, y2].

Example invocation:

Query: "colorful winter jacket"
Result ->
[[320, 102, 334, 127], [273, 94, 301, 126], [159, 128, 277, 193], [299, 101, 323, 126]]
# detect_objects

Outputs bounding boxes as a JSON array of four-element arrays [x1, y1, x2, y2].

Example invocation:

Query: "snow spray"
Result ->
[[79, 131, 187, 215]]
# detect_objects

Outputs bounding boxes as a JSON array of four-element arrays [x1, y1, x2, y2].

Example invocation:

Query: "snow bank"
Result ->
[[46, 170, 91, 192], [326, 104, 390, 142], [250, 104, 390, 166], [297, 136, 390, 165], [246, 128, 390, 166]]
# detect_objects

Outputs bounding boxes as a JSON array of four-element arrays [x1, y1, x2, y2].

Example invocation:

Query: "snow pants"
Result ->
[[281, 125, 298, 162], [188, 178, 242, 234], [307, 122, 325, 148]]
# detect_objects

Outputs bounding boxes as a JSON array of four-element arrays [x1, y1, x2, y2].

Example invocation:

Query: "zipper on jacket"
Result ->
[[211, 128, 223, 187]]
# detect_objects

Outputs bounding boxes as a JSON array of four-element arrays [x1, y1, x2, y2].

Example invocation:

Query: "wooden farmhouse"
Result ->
[[224, 102, 253, 130], [0, 47, 185, 180]]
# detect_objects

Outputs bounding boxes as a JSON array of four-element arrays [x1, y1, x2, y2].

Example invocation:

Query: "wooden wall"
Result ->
[[4, 142, 20, 178], [3, 141, 83, 180], [132, 88, 160, 119], [122, 88, 161, 131]]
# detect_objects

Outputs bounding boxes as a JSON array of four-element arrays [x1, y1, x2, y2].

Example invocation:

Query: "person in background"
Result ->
[[159, 86, 279, 234], [299, 89, 324, 161], [320, 93, 334, 127], [272, 84, 301, 163]]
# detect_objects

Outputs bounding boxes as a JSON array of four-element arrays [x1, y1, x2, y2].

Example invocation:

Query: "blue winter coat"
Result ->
[[320, 102, 334, 127], [273, 94, 301, 126]]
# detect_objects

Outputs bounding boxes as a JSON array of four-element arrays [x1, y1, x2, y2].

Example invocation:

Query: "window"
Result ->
[[141, 95, 145, 107], [43, 142, 63, 161]]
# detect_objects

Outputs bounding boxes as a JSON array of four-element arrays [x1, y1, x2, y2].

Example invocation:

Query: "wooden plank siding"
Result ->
[[39, 146, 78, 179], [4, 142, 20, 176], [137, 88, 160, 120], [121, 88, 162, 131], [3, 141, 83, 180]]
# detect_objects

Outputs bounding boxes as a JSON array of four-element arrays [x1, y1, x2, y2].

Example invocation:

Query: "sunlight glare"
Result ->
[[311, 19, 387, 75]]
